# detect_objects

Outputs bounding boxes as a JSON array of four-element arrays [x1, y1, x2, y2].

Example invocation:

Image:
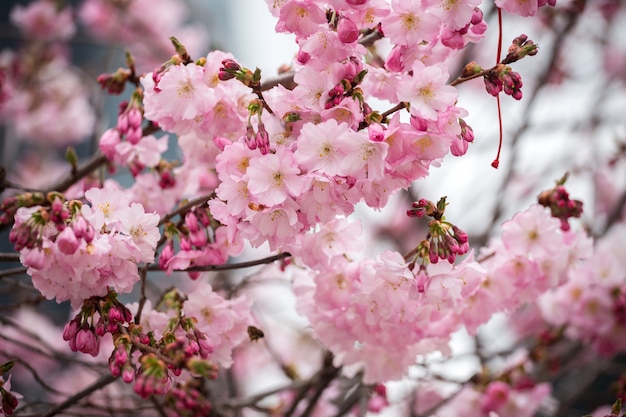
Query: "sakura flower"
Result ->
[[431, 0, 482, 30], [10, 0, 76, 41], [184, 284, 253, 367], [82, 186, 130, 231], [495, 0, 539, 17], [294, 119, 360, 176], [397, 61, 458, 120], [114, 134, 168, 168], [143, 63, 214, 130], [276, 0, 327, 39], [246, 147, 307, 206], [116, 203, 160, 262], [382, 0, 442, 47], [501, 204, 562, 259]]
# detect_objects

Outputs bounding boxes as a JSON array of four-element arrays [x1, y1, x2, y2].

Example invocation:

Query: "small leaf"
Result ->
[[0, 359, 16, 375]]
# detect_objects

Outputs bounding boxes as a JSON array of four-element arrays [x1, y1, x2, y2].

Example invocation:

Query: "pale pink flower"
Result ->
[[382, 0, 441, 47], [114, 134, 168, 168], [431, 0, 482, 30], [143, 64, 214, 129], [340, 131, 389, 180], [397, 61, 458, 120], [501, 205, 562, 259], [294, 120, 360, 176], [495, 0, 539, 17], [116, 203, 160, 262], [184, 284, 253, 367], [276, 0, 327, 39], [10, 0, 76, 41], [247, 201, 304, 250], [247, 147, 307, 206], [82, 186, 130, 231]]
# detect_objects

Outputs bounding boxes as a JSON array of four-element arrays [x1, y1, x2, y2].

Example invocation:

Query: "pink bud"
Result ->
[[337, 18, 359, 43], [126, 126, 143, 145], [159, 242, 174, 270], [481, 381, 510, 413], [296, 50, 310, 65], [213, 136, 231, 151], [116, 113, 129, 132], [122, 366, 135, 383], [185, 212, 200, 233], [75, 327, 100, 357], [99, 128, 121, 160], [21, 247, 46, 269], [63, 318, 80, 341], [127, 107, 143, 128], [56, 227, 80, 255], [189, 229, 208, 247], [114, 346, 128, 366], [368, 123, 385, 142]]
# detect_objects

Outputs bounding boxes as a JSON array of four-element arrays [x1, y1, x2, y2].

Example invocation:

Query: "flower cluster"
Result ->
[[539, 224, 626, 356], [11, 187, 160, 308]]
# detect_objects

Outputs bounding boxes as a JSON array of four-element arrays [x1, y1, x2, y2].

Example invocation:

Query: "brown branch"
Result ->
[[44, 154, 108, 194], [158, 193, 215, 227], [41, 374, 118, 417], [0, 266, 27, 279], [149, 252, 291, 273], [0, 252, 20, 262]]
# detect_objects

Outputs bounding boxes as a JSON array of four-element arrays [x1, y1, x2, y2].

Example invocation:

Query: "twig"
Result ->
[[0, 266, 27, 279], [0, 252, 20, 262], [44, 154, 108, 194], [149, 252, 291, 273], [157, 192, 215, 227], [41, 374, 118, 417]]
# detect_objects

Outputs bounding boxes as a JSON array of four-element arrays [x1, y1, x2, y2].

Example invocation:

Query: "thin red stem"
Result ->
[[492, 7, 504, 169]]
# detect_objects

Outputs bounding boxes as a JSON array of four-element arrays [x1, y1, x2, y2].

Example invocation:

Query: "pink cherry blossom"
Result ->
[[501, 204, 562, 259], [396, 60, 458, 120], [382, 0, 442, 47], [247, 147, 308, 206]]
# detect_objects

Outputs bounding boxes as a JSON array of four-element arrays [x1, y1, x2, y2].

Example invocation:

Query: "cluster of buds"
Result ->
[[115, 97, 144, 145], [502, 34, 539, 65], [97, 67, 133, 95], [160, 205, 214, 263], [218, 59, 262, 89], [164, 381, 213, 417], [243, 99, 271, 154], [99, 91, 148, 174], [156, 160, 177, 189], [441, 7, 487, 49], [324, 69, 367, 110], [97, 50, 137, 95], [537, 174, 583, 231], [8, 193, 84, 252], [0, 192, 45, 225], [133, 355, 172, 398], [63, 291, 134, 357], [484, 64, 523, 100], [106, 289, 219, 402], [407, 197, 470, 266]]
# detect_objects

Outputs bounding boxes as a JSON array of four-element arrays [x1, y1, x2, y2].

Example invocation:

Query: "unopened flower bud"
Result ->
[[56, 227, 80, 255], [337, 17, 359, 43]]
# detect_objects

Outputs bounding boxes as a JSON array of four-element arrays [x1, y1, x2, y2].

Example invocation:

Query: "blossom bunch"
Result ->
[[11, 187, 159, 308], [4, 0, 621, 415]]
